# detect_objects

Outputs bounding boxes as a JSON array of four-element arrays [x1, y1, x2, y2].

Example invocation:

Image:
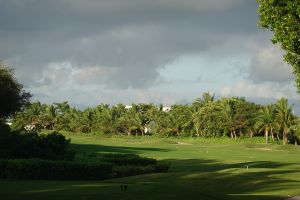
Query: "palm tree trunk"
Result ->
[[265, 129, 269, 144], [176, 129, 180, 136], [233, 130, 237, 138], [276, 133, 280, 141], [127, 130, 131, 136], [250, 130, 254, 138], [270, 128, 275, 142], [141, 128, 144, 136], [195, 127, 199, 137], [283, 130, 287, 145]]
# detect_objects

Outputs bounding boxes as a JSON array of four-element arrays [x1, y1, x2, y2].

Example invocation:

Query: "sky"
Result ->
[[0, 0, 298, 108]]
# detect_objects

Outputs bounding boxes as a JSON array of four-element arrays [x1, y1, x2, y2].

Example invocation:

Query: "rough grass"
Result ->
[[1, 133, 300, 200]]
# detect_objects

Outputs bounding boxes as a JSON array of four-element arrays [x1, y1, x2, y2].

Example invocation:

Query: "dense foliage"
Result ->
[[12, 93, 300, 145], [0, 122, 168, 180], [257, 0, 300, 90], [0, 159, 112, 180], [0, 124, 74, 160], [0, 62, 31, 118], [0, 153, 169, 180]]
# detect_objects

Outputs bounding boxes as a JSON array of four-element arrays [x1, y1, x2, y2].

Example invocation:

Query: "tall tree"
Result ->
[[256, 105, 277, 144], [276, 98, 295, 144], [193, 92, 215, 108], [0, 62, 31, 118], [257, 0, 300, 90]]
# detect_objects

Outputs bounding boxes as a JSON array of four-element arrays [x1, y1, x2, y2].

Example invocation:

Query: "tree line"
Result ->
[[11, 92, 300, 145]]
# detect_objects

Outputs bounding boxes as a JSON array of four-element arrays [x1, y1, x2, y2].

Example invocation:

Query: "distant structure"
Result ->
[[6, 122, 12, 126], [125, 105, 132, 109], [25, 124, 36, 131], [125, 105, 171, 112], [162, 106, 171, 112]]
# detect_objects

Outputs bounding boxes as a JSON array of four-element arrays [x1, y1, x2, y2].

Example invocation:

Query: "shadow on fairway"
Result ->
[[1, 157, 299, 200], [167, 158, 295, 172], [70, 143, 170, 154]]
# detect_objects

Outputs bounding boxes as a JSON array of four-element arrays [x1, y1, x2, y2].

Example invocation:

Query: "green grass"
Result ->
[[1, 133, 300, 200]]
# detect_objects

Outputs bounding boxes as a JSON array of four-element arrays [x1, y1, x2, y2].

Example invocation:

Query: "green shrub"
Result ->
[[0, 159, 112, 180], [154, 163, 170, 173], [101, 153, 157, 166], [112, 162, 170, 178], [112, 165, 155, 177], [0, 130, 75, 160]]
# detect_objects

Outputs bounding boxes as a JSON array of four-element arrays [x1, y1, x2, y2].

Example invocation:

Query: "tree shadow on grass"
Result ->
[[1, 157, 299, 200], [168, 158, 295, 172], [70, 143, 170, 155], [1, 142, 299, 200], [159, 159, 300, 200]]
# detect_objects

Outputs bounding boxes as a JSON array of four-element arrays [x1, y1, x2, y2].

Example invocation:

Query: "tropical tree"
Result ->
[[257, 0, 300, 91], [219, 98, 238, 138], [0, 62, 31, 118], [291, 117, 300, 145], [12, 101, 44, 130], [188, 106, 203, 137], [275, 98, 295, 144], [256, 104, 277, 144], [193, 92, 215, 108]]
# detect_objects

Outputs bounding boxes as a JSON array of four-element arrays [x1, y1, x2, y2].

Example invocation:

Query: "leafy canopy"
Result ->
[[257, 0, 300, 90], [0, 62, 31, 118]]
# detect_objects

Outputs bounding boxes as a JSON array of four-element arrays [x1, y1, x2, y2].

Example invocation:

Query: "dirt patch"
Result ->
[[254, 147, 272, 151], [176, 142, 192, 145]]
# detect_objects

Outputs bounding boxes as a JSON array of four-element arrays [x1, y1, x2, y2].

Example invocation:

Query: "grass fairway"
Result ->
[[1, 134, 300, 200]]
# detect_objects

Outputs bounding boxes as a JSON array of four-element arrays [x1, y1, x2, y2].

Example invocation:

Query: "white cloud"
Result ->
[[220, 81, 298, 100], [72, 66, 118, 85], [247, 45, 294, 83]]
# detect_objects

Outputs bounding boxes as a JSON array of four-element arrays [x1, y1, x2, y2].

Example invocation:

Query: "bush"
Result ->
[[0, 159, 112, 180], [101, 153, 157, 166], [101, 153, 169, 178], [112, 162, 170, 178], [0, 130, 75, 160], [154, 163, 170, 173], [113, 165, 154, 177]]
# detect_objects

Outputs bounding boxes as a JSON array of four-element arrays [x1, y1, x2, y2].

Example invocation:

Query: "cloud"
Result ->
[[220, 81, 298, 100], [3, 0, 295, 106], [0, 0, 258, 89], [247, 46, 294, 83]]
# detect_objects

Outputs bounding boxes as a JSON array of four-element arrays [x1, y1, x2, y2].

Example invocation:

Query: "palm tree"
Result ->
[[219, 98, 238, 138], [193, 92, 215, 108], [256, 104, 276, 144], [276, 98, 295, 145], [188, 106, 202, 136], [39, 104, 57, 130], [100, 108, 119, 134]]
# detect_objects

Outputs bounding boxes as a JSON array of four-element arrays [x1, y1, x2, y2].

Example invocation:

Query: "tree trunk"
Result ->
[[265, 129, 269, 144], [250, 130, 254, 138], [233, 130, 237, 138], [239, 129, 243, 137], [276, 133, 280, 141], [141, 128, 144, 136], [270, 128, 275, 142], [283, 130, 287, 145], [230, 131, 233, 138], [195, 127, 199, 137]]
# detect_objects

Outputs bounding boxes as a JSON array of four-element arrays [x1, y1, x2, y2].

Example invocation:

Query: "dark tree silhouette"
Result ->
[[0, 62, 31, 118]]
